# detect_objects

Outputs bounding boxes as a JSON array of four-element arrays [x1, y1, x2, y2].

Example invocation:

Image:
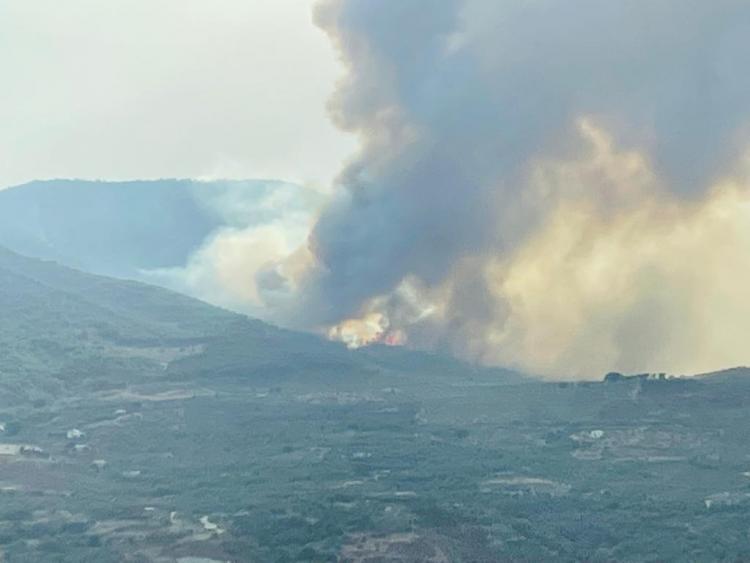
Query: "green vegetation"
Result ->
[[1, 248, 749, 561]]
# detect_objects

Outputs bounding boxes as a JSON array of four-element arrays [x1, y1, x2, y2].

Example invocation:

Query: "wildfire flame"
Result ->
[[327, 313, 407, 349]]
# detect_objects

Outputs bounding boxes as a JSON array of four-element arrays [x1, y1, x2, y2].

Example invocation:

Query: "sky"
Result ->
[[0, 0, 355, 190]]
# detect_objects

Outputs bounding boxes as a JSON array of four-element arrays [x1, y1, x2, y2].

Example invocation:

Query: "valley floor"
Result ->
[[1, 370, 749, 561]]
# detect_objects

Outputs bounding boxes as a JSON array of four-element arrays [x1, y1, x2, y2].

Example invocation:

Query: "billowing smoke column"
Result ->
[[277, 0, 750, 378], [176, 0, 750, 379]]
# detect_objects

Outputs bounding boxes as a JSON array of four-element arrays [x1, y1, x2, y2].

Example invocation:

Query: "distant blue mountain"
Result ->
[[0, 179, 317, 280]]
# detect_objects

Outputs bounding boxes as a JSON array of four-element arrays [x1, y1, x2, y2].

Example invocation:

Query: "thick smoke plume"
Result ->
[[192, 1, 750, 378]]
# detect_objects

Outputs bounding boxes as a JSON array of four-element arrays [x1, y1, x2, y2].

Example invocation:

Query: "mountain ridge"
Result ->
[[0, 178, 319, 280]]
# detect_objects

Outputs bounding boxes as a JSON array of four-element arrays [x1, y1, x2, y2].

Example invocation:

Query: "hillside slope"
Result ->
[[0, 247, 520, 403], [0, 246, 240, 400]]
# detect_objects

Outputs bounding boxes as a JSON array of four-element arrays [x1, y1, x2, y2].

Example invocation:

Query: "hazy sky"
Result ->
[[0, 0, 355, 190]]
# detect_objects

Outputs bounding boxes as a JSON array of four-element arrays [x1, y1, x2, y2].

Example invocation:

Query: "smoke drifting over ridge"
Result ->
[[188, 0, 750, 378]]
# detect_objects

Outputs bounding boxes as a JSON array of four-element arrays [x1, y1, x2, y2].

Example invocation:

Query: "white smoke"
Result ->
[[141, 181, 321, 318]]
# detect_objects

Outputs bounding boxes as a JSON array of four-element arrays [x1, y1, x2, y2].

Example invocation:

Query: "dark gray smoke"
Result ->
[[301, 0, 750, 328]]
